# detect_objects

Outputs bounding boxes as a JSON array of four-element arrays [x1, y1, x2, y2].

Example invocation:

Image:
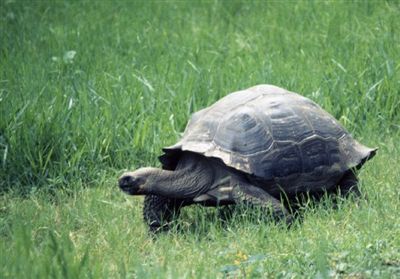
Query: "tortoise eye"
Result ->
[[135, 176, 146, 186]]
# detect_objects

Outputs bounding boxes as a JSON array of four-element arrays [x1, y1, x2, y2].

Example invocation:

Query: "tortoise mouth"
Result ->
[[119, 184, 142, 195], [119, 184, 133, 193], [118, 174, 142, 195]]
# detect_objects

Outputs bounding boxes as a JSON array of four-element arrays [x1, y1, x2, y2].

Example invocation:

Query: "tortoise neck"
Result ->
[[147, 153, 216, 199]]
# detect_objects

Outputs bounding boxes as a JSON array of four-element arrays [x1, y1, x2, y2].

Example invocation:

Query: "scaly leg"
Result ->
[[336, 171, 361, 198], [231, 176, 293, 224], [143, 195, 186, 233]]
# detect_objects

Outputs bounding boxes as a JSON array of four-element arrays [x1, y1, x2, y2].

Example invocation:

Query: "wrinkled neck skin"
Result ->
[[145, 153, 220, 199]]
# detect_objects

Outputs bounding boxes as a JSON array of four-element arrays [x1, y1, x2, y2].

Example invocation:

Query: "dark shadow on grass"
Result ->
[[147, 190, 367, 238], [148, 204, 294, 238]]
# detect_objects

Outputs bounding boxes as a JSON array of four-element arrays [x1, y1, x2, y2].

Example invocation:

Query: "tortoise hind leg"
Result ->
[[143, 195, 185, 233], [231, 176, 293, 225], [336, 171, 361, 198]]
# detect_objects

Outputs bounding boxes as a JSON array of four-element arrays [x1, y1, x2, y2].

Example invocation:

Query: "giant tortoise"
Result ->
[[118, 84, 376, 231]]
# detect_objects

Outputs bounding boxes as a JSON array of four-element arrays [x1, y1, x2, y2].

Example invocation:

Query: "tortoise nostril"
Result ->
[[119, 175, 134, 187]]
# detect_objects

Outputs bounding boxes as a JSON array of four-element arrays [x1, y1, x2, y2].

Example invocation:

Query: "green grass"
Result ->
[[1, 0, 399, 278]]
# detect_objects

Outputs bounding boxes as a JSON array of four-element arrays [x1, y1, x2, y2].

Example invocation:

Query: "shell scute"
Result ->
[[213, 107, 273, 155], [300, 137, 332, 173], [272, 143, 302, 178]]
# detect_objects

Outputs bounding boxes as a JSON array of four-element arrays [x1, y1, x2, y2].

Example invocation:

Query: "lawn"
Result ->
[[1, 1, 399, 278]]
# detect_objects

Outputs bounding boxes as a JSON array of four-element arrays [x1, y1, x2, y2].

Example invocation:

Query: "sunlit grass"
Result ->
[[1, 140, 399, 277], [1, 0, 399, 278]]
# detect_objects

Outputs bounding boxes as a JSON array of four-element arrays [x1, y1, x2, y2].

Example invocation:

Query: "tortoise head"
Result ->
[[118, 168, 159, 195]]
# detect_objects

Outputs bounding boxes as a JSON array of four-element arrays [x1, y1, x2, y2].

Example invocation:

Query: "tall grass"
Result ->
[[1, 0, 399, 192], [1, 1, 400, 278]]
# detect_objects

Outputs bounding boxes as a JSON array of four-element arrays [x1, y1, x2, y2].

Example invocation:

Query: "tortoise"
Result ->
[[118, 84, 376, 231]]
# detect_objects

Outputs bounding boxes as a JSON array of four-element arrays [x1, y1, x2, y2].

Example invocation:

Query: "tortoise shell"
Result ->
[[160, 85, 376, 192]]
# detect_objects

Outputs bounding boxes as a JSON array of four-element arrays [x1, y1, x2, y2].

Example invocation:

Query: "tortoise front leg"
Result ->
[[143, 195, 185, 233], [231, 176, 293, 224]]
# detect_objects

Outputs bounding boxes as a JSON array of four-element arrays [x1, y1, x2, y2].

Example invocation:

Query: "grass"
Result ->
[[1, 0, 399, 278]]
